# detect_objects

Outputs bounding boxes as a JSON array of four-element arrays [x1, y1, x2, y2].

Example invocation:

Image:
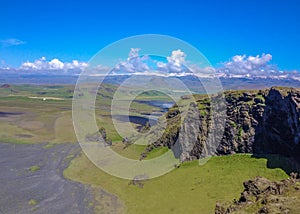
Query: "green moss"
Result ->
[[246, 100, 255, 105], [229, 121, 237, 128], [200, 109, 207, 116], [255, 94, 265, 102], [29, 165, 40, 172], [197, 99, 210, 116], [28, 199, 38, 206], [166, 107, 180, 118], [257, 103, 266, 107], [197, 103, 205, 110], [237, 127, 244, 141], [238, 127, 243, 136]]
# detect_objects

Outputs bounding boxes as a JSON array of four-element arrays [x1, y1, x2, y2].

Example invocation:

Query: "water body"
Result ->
[[132, 100, 175, 128], [134, 100, 175, 112], [113, 100, 175, 130]]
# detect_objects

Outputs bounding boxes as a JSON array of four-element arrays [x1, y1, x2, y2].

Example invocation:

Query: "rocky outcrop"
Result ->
[[146, 87, 300, 162], [215, 174, 300, 214], [220, 87, 300, 160], [85, 127, 112, 146], [254, 88, 300, 156]]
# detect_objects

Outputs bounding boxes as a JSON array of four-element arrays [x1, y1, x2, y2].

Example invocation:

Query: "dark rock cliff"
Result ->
[[145, 87, 300, 162]]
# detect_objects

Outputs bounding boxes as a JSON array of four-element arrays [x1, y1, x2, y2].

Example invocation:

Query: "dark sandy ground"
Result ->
[[0, 142, 121, 214]]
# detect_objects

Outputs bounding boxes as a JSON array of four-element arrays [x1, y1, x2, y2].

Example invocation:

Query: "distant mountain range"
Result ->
[[1, 74, 299, 92]]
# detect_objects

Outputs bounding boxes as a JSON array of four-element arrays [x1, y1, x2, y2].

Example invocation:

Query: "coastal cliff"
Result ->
[[145, 87, 300, 162]]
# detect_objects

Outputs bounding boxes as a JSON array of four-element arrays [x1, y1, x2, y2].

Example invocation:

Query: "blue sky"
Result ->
[[1, 0, 300, 70]]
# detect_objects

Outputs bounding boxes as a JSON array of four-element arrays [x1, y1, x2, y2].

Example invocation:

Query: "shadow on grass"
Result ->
[[114, 115, 158, 127], [251, 154, 300, 175]]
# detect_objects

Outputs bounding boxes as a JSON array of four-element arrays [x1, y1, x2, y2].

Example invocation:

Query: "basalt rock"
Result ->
[[147, 87, 300, 162]]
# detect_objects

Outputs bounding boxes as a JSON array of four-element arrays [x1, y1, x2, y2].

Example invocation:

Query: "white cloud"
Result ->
[[113, 48, 222, 77], [49, 59, 64, 70], [218, 54, 278, 77], [1, 38, 26, 47], [111, 48, 194, 76], [167, 49, 186, 66], [20, 57, 88, 73], [112, 48, 150, 74], [156, 49, 192, 74], [214, 53, 300, 80]]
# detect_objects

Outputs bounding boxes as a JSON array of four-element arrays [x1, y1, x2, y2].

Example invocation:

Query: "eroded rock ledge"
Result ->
[[215, 173, 300, 214]]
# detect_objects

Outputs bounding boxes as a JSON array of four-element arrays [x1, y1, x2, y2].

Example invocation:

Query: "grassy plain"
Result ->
[[0, 84, 167, 157], [0, 85, 76, 145]]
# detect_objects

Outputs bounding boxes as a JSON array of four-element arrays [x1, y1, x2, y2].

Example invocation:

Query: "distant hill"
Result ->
[[1, 74, 300, 91]]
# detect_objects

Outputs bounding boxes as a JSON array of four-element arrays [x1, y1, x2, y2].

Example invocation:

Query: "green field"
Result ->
[[0, 85, 77, 145], [0, 84, 168, 155], [64, 153, 288, 213]]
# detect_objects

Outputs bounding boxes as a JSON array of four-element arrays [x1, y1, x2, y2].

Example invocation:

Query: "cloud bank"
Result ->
[[20, 57, 88, 72], [216, 54, 300, 80], [111, 48, 194, 76], [218, 54, 276, 77], [111, 48, 150, 74], [0, 48, 299, 81]]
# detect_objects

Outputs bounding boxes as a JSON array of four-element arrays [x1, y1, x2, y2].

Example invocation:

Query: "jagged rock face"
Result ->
[[151, 87, 300, 162], [216, 91, 261, 155], [173, 102, 203, 161], [254, 89, 300, 157], [215, 175, 300, 214]]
